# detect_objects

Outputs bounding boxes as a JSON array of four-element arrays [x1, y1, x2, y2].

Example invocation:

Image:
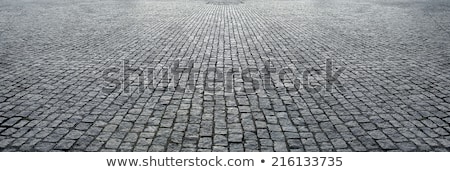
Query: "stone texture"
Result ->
[[0, 0, 449, 152]]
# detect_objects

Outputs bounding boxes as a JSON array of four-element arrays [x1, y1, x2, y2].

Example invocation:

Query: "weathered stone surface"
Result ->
[[0, 0, 449, 152]]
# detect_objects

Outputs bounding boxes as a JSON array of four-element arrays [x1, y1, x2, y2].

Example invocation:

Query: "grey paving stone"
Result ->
[[198, 137, 212, 149], [73, 136, 94, 150], [152, 137, 168, 147], [368, 130, 388, 140], [0, 138, 14, 148], [53, 128, 70, 135], [287, 139, 302, 149], [124, 133, 138, 142], [229, 143, 244, 152], [284, 132, 300, 139], [254, 121, 267, 129], [105, 138, 122, 149], [103, 125, 118, 132], [228, 134, 243, 143], [119, 142, 134, 152], [358, 136, 380, 150], [213, 135, 228, 146], [259, 138, 272, 146], [267, 125, 282, 132], [436, 138, 450, 148], [2, 117, 21, 127], [43, 133, 64, 143], [35, 128, 53, 138], [304, 146, 320, 152], [64, 130, 84, 140], [54, 140, 76, 150], [260, 146, 274, 152], [331, 138, 348, 149], [348, 140, 368, 152], [212, 146, 228, 152], [34, 142, 56, 151], [377, 139, 398, 150], [315, 133, 329, 142], [270, 131, 286, 141], [274, 141, 288, 152], [302, 138, 317, 146], [85, 127, 102, 136], [396, 142, 418, 151], [11, 138, 28, 147]]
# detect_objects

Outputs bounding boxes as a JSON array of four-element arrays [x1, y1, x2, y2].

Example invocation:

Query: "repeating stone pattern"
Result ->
[[0, 0, 450, 152]]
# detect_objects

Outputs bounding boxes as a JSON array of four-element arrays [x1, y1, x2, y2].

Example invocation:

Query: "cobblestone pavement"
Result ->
[[1, 0, 450, 152]]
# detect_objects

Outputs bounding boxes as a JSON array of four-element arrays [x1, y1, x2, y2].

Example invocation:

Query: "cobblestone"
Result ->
[[0, 0, 450, 152], [54, 140, 76, 150]]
